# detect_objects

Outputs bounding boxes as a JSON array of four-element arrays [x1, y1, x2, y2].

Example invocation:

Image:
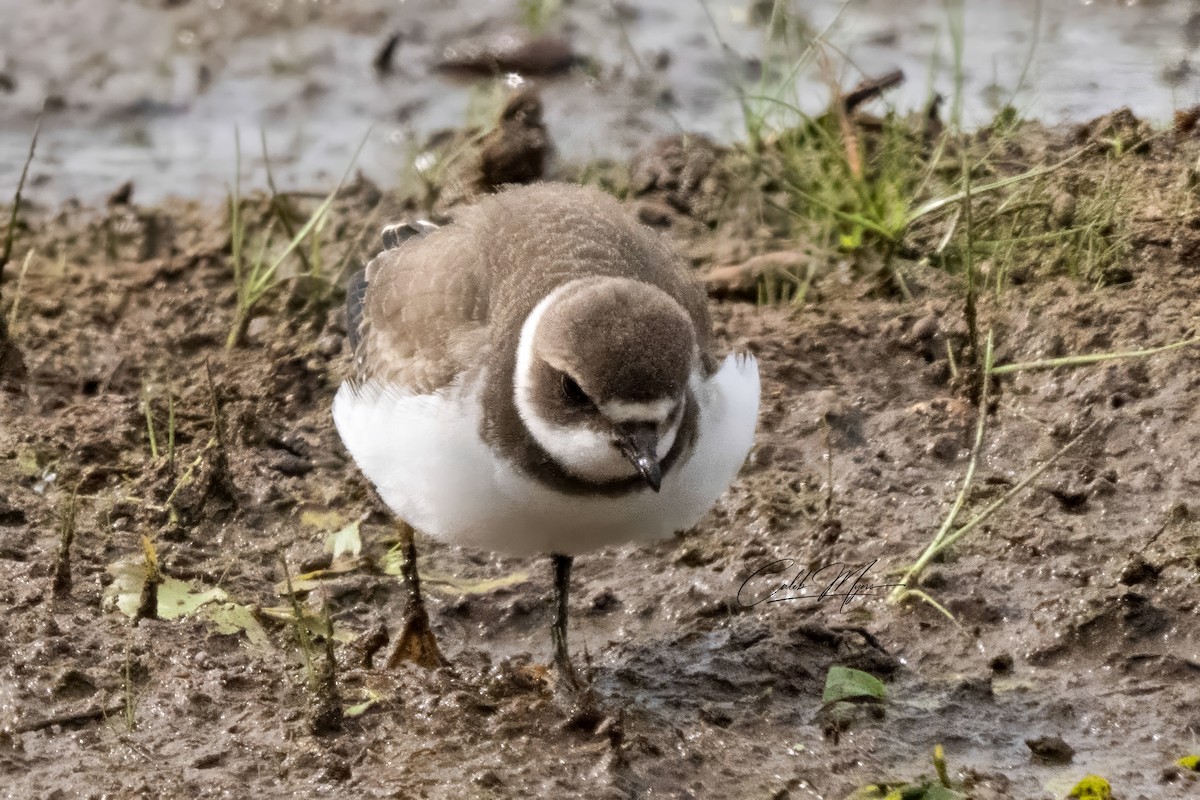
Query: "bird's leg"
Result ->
[[386, 521, 447, 670], [551, 553, 581, 690]]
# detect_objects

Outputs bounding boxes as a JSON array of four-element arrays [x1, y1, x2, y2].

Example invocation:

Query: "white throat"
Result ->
[[513, 281, 686, 482]]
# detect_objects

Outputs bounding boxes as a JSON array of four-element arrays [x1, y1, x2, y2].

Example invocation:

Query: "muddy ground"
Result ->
[[2, 110, 1200, 800]]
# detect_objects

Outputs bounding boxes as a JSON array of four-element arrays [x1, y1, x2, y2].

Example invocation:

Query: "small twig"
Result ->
[[841, 69, 905, 115], [961, 136, 979, 364], [11, 704, 125, 735], [821, 414, 835, 517]]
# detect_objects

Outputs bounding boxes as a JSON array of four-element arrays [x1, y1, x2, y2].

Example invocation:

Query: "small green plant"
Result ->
[[518, 0, 561, 33], [226, 129, 366, 349], [278, 555, 319, 691], [891, 328, 1199, 611]]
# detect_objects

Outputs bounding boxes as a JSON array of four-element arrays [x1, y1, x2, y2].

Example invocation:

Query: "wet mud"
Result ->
[[2, 112, 1199, 799]]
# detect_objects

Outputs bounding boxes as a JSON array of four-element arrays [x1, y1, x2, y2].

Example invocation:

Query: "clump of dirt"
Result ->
[[426, 85, 554, 215], [1, 114, 1199, 800]]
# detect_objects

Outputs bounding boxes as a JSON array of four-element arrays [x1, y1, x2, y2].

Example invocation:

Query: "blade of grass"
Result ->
[[226, 129, 371, 348], [5, 249, 34, 330], [907, 148, 1088, 225], [936, 418, 1099, 555], [142, 383, 160, 461], [890, 330, 994, 604], [990, 337, 1200, 375], [1, 114, 41, 277], [261, 129, 314, 276]]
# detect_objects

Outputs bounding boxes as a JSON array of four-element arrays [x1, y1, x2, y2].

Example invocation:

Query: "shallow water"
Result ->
[[1, 0, 1198, 205]]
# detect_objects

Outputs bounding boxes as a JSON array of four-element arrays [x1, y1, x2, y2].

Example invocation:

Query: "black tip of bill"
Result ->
[[635, 455, 662, 492]]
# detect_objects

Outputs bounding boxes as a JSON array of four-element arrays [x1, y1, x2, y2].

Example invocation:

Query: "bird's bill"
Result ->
[[618, 425, 662, 492]]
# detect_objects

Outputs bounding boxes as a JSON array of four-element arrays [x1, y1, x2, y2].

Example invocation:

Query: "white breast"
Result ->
[[331, 353, 760, 557]]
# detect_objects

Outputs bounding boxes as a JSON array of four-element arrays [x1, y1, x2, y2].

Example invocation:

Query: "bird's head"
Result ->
[[514, 276, 697, 490]]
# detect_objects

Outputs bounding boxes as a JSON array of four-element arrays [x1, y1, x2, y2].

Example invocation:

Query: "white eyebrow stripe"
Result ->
[[599, 398, 676, 423]]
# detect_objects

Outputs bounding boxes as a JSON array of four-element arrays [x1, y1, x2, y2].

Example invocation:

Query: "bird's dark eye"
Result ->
[[560, 374, 592, 408]]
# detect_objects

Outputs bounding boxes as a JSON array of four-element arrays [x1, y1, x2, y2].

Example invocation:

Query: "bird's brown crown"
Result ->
[[530, 277, 695, 412]]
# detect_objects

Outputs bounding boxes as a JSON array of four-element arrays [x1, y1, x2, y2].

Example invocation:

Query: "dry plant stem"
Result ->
[[51, 487, 78, 597], [309, 605, 344, 735], [961, 138, 979, 363], [1, 115, 41, 277], [889, 330, 994, 604], [279, 555, 318, 689], [990, 336, 1200, 375], [822, 51, 862, 180], [6, 249, 33, 330], [12, 704, 126, 735], [135, 535, 161, 622], [143, 384, 159, 460]]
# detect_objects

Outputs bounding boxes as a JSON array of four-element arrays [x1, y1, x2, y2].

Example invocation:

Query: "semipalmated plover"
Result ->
[[332, 183, 760, 685]]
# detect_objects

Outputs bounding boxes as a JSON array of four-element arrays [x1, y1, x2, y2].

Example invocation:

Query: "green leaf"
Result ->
[[105, 560, 225, 619], [1068, 775, 1112, 800], [300, 509, 350, 531], [16, 447, 40, 477], [202, 602, 271, 649], [156, 577, 226, 620], [917, 787, 967, 800], [422, 570, 530, 596], [324, 520, 362, 561], [344, 690, 381, 718], [273, 561, 360, 594], [823, 665, 887, 704], [105, 559, 272, 650], [843, 782, 966, 800], [1177, 755, 1199, 771]]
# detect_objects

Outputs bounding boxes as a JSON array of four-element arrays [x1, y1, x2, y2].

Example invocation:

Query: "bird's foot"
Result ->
[[554, 649, 583, 693], [386, 602, 447, 670], [556, 662, 614, 735]]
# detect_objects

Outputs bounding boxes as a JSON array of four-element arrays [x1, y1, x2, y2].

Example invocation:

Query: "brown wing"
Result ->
[[350, 222, 491, 393]]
